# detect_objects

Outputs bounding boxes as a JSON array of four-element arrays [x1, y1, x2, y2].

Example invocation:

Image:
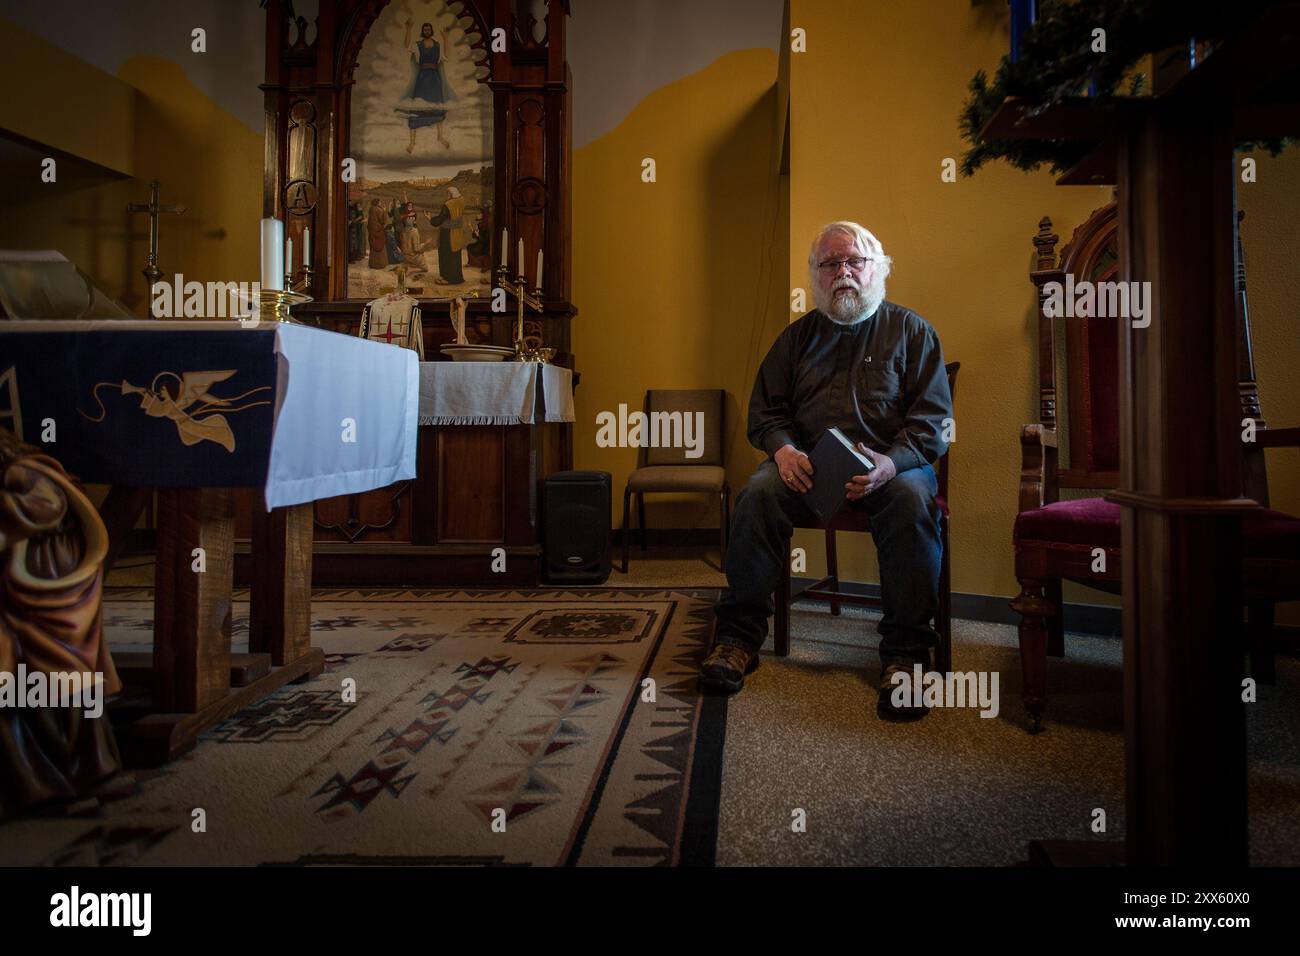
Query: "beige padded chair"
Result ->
[[620, 389, 729, 573]]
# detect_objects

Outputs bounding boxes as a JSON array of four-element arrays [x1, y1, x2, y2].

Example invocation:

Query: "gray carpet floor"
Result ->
[[615, 546, 1300, 867]]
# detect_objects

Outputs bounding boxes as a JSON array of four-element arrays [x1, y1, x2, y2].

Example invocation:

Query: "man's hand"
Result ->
[[846, 444, 895, 500], [774, 444, 813, 493]]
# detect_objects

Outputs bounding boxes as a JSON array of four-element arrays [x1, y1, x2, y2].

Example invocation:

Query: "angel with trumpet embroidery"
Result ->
[[79, 370, 272, 452]]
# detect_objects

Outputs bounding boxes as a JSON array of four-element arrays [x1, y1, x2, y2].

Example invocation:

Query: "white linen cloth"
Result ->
[[418, 362, 574, 425], [268, 321, 419, 509]]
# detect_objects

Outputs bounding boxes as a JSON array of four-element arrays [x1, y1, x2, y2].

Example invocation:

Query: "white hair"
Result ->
[[807, 221, 892, 282], [808, 221, 892, 324]]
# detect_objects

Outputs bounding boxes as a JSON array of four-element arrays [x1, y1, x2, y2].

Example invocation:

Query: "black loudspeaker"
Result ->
[[543, 470, 612, 584]]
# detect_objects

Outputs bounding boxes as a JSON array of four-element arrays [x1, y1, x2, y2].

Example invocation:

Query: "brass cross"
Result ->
[[126, 180, 186, 292]]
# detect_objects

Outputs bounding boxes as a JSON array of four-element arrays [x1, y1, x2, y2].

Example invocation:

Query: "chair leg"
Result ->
[[936, 514, 952, 673], [1046, 578, 1065, 658], [1248, 602, 1277, 685], [775, 548, 791, 657], [824, 528, 841, 616], [620, 487, 632, 574], [637, 493, 647, 551], [1010, 575, 1054, 734]]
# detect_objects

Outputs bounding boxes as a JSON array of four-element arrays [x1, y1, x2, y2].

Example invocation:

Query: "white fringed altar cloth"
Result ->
[[418, 362, 575, 426]]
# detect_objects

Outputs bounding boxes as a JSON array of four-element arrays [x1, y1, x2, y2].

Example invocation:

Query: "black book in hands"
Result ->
[[801, 427, 874, 523]]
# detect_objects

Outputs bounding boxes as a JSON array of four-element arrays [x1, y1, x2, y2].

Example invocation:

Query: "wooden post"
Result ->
[[249, 502, 314, 666], [1113, 96, 1252, 865], [153, 489, 234, 713]]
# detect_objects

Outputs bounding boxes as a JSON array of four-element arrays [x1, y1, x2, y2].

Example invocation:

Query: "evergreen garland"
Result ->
[[959, 0, 1291, 176]]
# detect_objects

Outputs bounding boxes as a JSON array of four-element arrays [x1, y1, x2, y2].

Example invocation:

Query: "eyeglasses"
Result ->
[[816, 256, 872, 275]]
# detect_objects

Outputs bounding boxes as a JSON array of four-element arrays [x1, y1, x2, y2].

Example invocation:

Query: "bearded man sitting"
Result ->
[[699, 221, 953, 721]]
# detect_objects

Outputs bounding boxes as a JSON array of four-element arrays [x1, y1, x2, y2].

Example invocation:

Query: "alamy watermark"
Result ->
[[0, 666, 105, 718], [889, 665, 999, 718], [1042, 275, 1152, 329], [150, 274, 260, 325], [50, 886, 151, 936], [594, 404, 706, 459]]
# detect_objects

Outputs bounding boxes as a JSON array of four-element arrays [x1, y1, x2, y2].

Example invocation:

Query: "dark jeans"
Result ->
[[713, 459, 942, 667]]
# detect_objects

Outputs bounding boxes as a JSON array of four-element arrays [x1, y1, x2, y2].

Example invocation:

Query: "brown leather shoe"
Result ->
[[876, 663, 930, 722], [699, 642, 759, 695]]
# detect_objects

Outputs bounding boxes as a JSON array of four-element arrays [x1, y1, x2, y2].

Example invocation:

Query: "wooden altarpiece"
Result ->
[[240, 0, 577, 587]]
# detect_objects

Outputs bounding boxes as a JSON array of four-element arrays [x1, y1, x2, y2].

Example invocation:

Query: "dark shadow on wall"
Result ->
[[686, 82, 789, 536]]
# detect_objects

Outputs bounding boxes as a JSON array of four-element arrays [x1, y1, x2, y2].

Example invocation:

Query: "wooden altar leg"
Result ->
[[152, 488, 234, 714], [117, 493, 323, 767], [1116, 102, 1247, 866], [249, 502, 314, 667]]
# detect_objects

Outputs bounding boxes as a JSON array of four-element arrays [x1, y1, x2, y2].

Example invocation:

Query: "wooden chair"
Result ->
[[1012, 204, 1300, 732], [620, 388, 729, 573], [774, 362, 959, 674]]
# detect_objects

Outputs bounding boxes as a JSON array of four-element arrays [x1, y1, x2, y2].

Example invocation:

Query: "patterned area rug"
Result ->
[[0, 588, 726, 867]]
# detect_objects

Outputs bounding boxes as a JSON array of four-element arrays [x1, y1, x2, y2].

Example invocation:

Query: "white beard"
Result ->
[[816, 279, 886, 325]]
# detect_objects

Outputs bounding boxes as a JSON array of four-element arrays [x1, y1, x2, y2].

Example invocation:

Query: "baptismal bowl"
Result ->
[[439, 344, 516, 362]]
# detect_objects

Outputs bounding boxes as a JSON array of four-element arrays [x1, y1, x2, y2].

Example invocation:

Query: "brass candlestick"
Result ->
[[286, 264, 313, 295], [249, 288, 312, 324], [494, 266, 552, 363]]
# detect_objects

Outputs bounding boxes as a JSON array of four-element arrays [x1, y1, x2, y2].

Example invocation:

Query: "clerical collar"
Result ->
[[823, 306, 878, 330]]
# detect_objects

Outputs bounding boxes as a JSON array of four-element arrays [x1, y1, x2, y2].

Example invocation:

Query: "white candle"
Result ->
[[260, 218, 284, 292], [517, 238, 524, 277], [286, 238, 293, 282], [303, 227, 311, 265], [501, 228, 508, 268], [535, 249, 543, 293]]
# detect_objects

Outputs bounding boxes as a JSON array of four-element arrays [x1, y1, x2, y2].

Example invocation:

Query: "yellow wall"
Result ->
[[0, 53, 261, 317], [788, 0, 1300, 616], [571, 49, 789, 530], [0, 20, 135, 177]]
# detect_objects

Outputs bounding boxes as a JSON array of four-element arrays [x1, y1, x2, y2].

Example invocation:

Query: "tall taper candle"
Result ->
[[501, 228, 508, 267], [286, 238, 293, 283], [260, 218, 284, 291], [303, 227, 311, 266], [517, 238, 524, 278], [535, 249, 543, 294]]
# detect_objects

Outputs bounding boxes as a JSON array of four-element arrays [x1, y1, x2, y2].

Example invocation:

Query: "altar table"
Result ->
[[0, 319, 417, 764], [417, 361, 575, 425], [279, 358, 576, 589]]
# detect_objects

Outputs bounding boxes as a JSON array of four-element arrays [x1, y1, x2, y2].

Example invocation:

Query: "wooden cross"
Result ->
[[126, 180, 186, 291]]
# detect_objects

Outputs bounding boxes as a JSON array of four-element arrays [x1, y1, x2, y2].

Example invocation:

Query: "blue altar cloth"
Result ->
[[0, 320, 418, 509]]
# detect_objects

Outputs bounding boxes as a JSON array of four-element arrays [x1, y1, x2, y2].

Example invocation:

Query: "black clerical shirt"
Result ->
[[747, 303, 952, 474]]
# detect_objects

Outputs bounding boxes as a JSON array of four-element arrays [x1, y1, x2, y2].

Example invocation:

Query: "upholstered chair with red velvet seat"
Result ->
[[1011, 205, 1300, 733]]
